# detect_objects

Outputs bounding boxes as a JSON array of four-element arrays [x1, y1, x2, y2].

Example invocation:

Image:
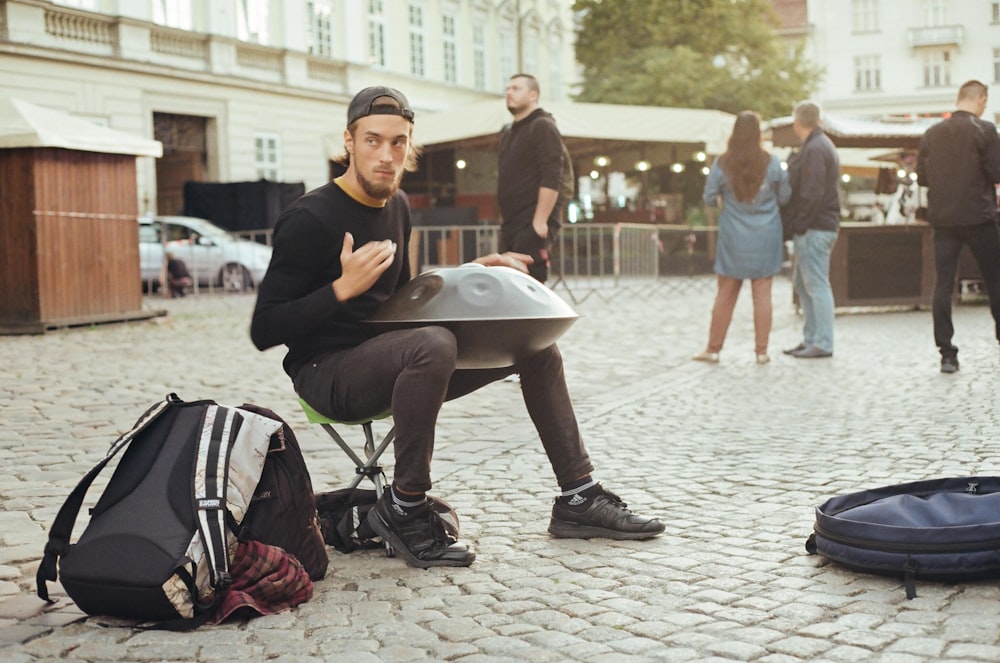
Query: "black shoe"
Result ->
[[367, 495, 475, 568], [791, 346, 833, 359], [548, 484, 665, 540], [783, 343, 807, 355], [940, 356, 959, 374]]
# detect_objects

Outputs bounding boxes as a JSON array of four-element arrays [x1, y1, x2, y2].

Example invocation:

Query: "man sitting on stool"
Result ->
[[250, 86, 664, 569]]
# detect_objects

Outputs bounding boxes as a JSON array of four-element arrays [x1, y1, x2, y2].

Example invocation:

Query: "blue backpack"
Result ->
[[806, 476, 1000, 599]]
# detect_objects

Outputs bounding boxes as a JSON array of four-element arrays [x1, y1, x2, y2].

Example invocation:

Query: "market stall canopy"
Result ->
[[0, 98, 162, 157], [413, 99, 734, 153], [771, 145, 915, 175], [769, 114, 938, 149]]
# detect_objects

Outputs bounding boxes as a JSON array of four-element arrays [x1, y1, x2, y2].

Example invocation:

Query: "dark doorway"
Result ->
[[154, 113, 208, 215]]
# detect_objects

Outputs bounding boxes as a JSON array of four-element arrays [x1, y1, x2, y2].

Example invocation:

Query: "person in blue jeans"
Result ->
[[781, 101, 841, 359]]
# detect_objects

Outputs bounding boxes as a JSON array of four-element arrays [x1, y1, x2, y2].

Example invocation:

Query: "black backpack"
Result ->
[[237, 403, 327, 581], [806, 476, 1000, 599], [36, 394, 327, 624]]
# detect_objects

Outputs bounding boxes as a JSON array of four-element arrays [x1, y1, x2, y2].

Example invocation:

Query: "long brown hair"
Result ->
[[717, 111, 770, 203]]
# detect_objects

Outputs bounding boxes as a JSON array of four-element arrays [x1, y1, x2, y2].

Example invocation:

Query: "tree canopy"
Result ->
[[572, 0, 821, 119]]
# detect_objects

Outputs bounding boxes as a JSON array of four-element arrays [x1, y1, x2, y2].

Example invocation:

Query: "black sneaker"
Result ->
[[367, 494, 475, 568], [941, 356, 959, 374], [548, 484, 665, 540]]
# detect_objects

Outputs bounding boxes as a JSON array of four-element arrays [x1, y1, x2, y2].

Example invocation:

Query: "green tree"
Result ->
[[572, 0, 821, 119]]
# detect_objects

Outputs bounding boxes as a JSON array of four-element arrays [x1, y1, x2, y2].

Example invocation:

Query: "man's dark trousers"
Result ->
[[932, 222, 1000, 357]]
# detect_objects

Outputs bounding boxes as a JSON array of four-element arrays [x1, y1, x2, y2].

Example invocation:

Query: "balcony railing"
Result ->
[[907, 25, 964, 48], [1, 0, 347, 94]]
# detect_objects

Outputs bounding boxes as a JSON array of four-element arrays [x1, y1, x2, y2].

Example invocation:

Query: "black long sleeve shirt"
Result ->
[[250, 180, 411, 377], [497, 107, 564, 229], [916, 110, 1000, 227]]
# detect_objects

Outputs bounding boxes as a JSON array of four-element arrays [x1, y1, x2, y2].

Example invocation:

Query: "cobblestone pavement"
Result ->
[[3, 276, 1000, 662]]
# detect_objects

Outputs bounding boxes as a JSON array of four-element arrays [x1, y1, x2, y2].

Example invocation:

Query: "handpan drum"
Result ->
[[365, 263, 579, 368]]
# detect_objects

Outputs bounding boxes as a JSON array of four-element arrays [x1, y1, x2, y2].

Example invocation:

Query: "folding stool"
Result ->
[[297, 398, 394, 494], [297, 397, 396, 556]]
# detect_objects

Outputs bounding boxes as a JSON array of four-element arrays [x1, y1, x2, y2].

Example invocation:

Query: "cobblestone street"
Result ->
[[3, 276, 1000, 662]]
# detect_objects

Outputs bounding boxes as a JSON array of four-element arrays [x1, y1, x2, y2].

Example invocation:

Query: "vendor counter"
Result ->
[[798, 222, 984, 310], [828, 222, 933, 308]]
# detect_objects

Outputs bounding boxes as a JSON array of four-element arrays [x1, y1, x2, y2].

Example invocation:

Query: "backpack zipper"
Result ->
[[814, 523, 1000, 555]]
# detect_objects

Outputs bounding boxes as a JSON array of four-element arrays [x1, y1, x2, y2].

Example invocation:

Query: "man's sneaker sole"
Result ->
[[367, 508, 475, 568], [548, 518, 663, 540]]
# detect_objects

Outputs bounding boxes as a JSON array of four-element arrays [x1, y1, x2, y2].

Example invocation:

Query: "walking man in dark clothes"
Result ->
[[250, 86, 664, 570], [916, 79, 1000, 373]]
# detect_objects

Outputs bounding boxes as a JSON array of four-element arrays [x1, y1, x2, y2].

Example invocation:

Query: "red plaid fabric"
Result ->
[[211, 539, 314, 624]]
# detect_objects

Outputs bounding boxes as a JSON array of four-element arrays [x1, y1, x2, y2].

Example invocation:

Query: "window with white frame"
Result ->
[[994, 2, 1000, 24], [498, 25, 516, 88], [922, 50, 951, 87], [854, 55, 881, 91], [254, 133, 280, 181], [472, 23, 487, 90], [522, 24, 539, 77], [548, 38, 563, 99], [442, 13, 458, 84], [237, 0, 269, 44], [409, 2, 426, 77], [368, 0, 386, 67], [993, 48, 1000, 82], [851, 0, 879, 33], [307, 1, 334, 57], [921, 0, 947, 26], [152, 0, 193, 30]]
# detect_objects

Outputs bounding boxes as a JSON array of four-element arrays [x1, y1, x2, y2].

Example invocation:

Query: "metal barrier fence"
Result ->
[[412, 223, 719, 303], [148, 223, 719, 301]]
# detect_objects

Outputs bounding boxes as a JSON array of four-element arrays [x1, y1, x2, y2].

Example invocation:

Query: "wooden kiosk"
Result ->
[[0, 99, 163, 334]]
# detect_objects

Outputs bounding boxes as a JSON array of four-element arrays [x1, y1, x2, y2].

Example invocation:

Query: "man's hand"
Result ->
[[532, 186, 559, 238], [473, 251, 534, 274], [332, 232, 396, 301]]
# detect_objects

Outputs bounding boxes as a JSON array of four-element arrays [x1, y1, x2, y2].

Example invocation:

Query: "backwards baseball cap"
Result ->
[[347, 86, 415, 126]]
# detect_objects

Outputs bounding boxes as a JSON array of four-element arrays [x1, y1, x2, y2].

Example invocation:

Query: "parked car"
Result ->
[[139, 215, 272, 292]]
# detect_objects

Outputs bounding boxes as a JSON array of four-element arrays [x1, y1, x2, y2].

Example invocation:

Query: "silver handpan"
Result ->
[[365, 263, 579, 368]]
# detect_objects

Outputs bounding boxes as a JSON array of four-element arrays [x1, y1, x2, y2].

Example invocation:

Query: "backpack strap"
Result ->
[[192, 405, 243, 595], [36, 395, 179, 602]]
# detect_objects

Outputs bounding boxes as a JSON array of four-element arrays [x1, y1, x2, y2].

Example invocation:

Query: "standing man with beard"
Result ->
[[497, 73, 566, 283], [250, 86, 664, 570]]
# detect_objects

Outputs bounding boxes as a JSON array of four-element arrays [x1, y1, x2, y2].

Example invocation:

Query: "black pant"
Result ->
[[499, 219, 558, 283], [293, 326, 593, 492], [932, 222, 1000, 356]]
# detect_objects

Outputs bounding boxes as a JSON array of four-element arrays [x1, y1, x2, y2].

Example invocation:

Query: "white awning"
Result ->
[[0, 98, 163, 157], [769, 113, 938, 149], [414, 99, 736, 154]]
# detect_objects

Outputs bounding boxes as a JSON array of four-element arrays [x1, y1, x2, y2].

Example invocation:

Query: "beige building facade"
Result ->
[[778, 0, 1000, 122], [0, 0, 576, 216]]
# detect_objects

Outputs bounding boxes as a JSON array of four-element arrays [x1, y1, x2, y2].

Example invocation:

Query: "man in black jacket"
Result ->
[[916, 80, 1000, 373], [782, 101, 841, 359], [497, 73, 565, 283], [250, 86, 664, 570]]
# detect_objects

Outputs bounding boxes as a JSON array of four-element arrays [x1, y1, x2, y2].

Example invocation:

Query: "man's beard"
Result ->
[[357, 169, 401, 200]]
